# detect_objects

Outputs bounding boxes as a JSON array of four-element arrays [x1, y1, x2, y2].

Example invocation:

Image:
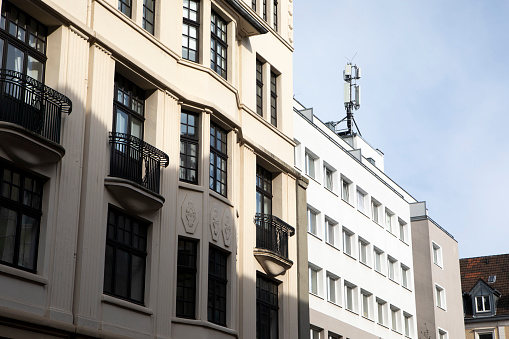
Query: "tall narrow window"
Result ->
[[0, 163, 43, 272], [113, 74, 145, 139], [344, 282, 356, 312], [388, 256, 397, 281], [0, 2, 47, 82], [104, 208, 148, 304], [176, 238, 198, 319], [142, 0, 155, 34], [401, 265, 410, 289], [432, 242, 442, 267], [326, 273, 338, 303], [403, 313, 412, 337], [256, 165, 272, 216], [252, 0, 257, 11], [357, 189, 366, 213], [399, 220, 406, 242], [374, 248, 383, 273], [305, 152, 316, 179], [256, 59, 263, 116], [208, 246, 228, 326], [361, 291, 371, 319], [263, 0, 267, 20], [324, 167, 333, 191], [210, 123, 227, 196], [377, 298, 386, 325], [118, 0, 132, 17], [309, 265, 320, 295], [273, 0, 278, 31], [180, 111, 199, 184], [343, 229, 353, 256], [270, 71, 277, 126], [257, 274, 279, 339], [476, 295, 491, 312], [391, 306, 399, 332], [385, 210, 392, 233], [211, 11, 227, 79], [182, 0, 199, 62], [325, 219, 336, 247], [371, 200, 379, 223], [359, 239, 368, 265], [341, 179, 350, 202], [307, 208, 317, 235]]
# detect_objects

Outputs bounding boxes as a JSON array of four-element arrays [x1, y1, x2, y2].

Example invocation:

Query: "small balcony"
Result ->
[[0, 69, 72, 166], [105, 132, 169, 213], [254, 213, 295, 277]]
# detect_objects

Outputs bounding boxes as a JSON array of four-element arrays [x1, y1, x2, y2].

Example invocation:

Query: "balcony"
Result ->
[[0, 69, 72, 166], [105, 132, 169, 213], [254, 213, 295, 277]]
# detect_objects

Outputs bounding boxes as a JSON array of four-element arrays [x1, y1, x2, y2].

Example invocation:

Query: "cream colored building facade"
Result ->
[[0, 0, 305, 338]]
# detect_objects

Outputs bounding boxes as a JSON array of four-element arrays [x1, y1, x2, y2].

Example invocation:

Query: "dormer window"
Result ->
[[475, 295, 491, 313]]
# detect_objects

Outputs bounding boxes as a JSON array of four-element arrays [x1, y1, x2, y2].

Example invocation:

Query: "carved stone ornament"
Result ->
[[210, 204, 220, 241], [181, 195, 200, 234], [222, 209, 233, 247]]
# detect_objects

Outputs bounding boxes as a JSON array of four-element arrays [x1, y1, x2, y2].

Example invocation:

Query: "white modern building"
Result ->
[[294, 99, 419, 339]]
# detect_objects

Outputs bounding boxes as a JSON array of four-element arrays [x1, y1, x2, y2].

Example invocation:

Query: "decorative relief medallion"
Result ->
[[222, 210, 232, 247], [210, 204, 220, 241], [181, 195, 200, 234]]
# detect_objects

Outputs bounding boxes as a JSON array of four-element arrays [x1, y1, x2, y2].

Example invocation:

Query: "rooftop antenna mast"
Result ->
[[342, 62, 361, 136]]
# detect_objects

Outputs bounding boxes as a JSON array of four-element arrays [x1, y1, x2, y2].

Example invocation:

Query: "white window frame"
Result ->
[[403, 312, 413, 337], [309, 264, 322, 296], [391, 305, 400, 333], [310, 327, 322, 339], [374, 247, 384, 274], [399, 218, 407, 243], [324, 163, 335, 192], [432, 241, 443, 267], [388, 256, 397, 282], [371, 198, 380, 224], [435, 284, 446, 310], [305, 150, 317, 179], [325, 217, 338, 247], [344, 281, 357, 312], [307, 207, 319, 236], [326, 272, 340, 304], [475, 295, 491, 313], [438, 328, 448, 339], [343, 227, 354, 257], [357, 188, 367, 214], [475, 331, 495, 339], [361, 289, 372, 319], [385, 209, 393, 233], [376, 298, 387, 326], [359, 238, 369, 266], [401, 264, 410, 289], [341, 176, 351, 203]]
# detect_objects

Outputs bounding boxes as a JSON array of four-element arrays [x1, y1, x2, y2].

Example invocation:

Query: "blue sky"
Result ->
[[293, 1, 509, 259]]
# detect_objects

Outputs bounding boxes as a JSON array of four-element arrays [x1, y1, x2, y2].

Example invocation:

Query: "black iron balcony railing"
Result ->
[[109, 132, 169, 194], [255, 213, 295, 259], [0, 69, 72, 143]]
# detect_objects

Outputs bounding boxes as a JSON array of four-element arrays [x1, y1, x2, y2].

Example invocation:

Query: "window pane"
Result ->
[[17, 214, 38, 270], [114, 249, 129, 297], [27, 56, 43, 82], [131, 254, 145, 302], [0, 207, 17, 264], [6, 43, 24, 72]]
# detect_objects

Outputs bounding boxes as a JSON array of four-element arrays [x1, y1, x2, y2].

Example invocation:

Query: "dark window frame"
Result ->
[[103, 206, 148, 305], [210, 11, 227, 79], [182, 0, 200, 62], [256, 59, 263, 116], [270, 71, 277, 126], [0, 161, 44, 273], [208, 245, 228, 326], [118, 0, 132, 18], [113, 73, 145, 139], [142, 0, 155, 35], [0, 2, 47, 82], [256, 165, 272, 215], [209, 122, 227, 197], [176, 237, 198, 319], [263, 0, 267, 21], [256, 272, 280, 339], [180, 110, 199, 184], [252, 0, 257, 11], [273, 0, 278, 31]]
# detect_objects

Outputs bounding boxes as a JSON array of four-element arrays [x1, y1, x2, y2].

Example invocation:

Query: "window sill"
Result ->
[[101, 294, 153, 315], [345, 308, 358, 316], [209, 189, 234, 207], [389, 278, 400, 285], [343, 252, 357, 261], [402, 285, 413, 292], [392, 329, 402, 335], [362, 315, 375, 322], [357, 210, 370, 219], [324, 187, 338, 197], [387, 229, 398, 238], [307, 231, 322, 241], [172, 317, 238, 337], [179, 181, 205, 192], [399, 238, 409, 246], [373, 220, 383, 228], [377, 322, 389, 329], [375, 270, 386, 278], [433, 262, 443, 269], [360, 261, 371, 269], [327, 300, 342, 308], [325, 241, 341, 252], [437, 305, 447, 312], [309, 292, 324, 300], [0, 265, 47, 285], [305, 173, 321, 185], [342, 199, 354, 208]]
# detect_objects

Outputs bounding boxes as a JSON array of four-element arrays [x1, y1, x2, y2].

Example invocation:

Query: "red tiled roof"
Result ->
[[460, 254, 509, 317]]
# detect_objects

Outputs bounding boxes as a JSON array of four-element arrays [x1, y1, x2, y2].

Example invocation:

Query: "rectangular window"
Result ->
[[344, 282, 356, 312], [377, 298, 386, 326], [208, 246, 228, 326], [256, 274, 279, 339], [359, 239, 368, 265], [252, 0, 256, 11], [176, 238, 198, 318], [401, 264, 410, 289], [182, 0, 199, 62], [307, 208, 317, 236], [357, 189, 366, 213], [0, 163, 43, 272], [438, 329, 448, 339], [399, 220, 407, 242], [210, 11, 227, 79], [324, 166, 333, 191], [478, 333, 494, 339], [374, 248, 383, 273], [118, 0, 132, 17], [371, 200, 379, 223], [343, 228, 353, 256], [403, 313, 412, 337], [256, 165, 272, 215], [263, 0, 267, 20], [341, 178, 350, 202], [104, 208, 148, 304], [180, 111, 199, 184], [385, 209, 392, 233], [436, 285, 445, 309], [361, 290, 371, 319], [305, 152, 316, 179], [210, 123, 227, 196], [256, 59, 263, 116], [328, 332, 341, 339], [432, 242, 442, 267], [273, 0, 278, 31], [270, 71, 277, 126], [391, 305, 399, 332], [388, 256, 397, 281], [326, 273, 338, 303], [310, 328, 321, 339], [142, 0, 155, 34], [309, 265, 320, 295], [325, 218, 337, 247], [476, 295, 491, 312]]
